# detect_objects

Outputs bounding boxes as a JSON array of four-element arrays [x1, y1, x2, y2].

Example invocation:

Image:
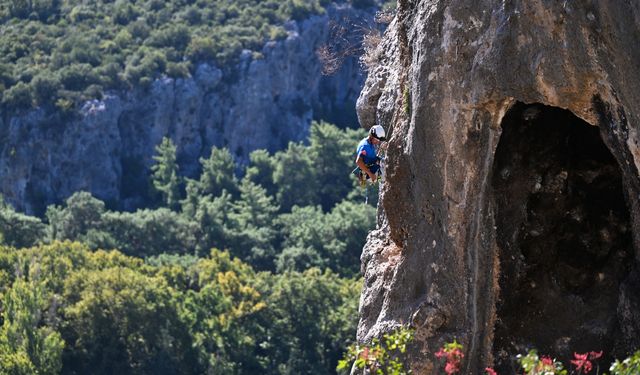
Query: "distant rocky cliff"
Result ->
[[0, 5, 373, 214], [356, 0, 640, 373]]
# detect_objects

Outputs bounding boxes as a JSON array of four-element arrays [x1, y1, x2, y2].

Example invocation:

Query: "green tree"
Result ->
[[192, 191, 233, 255], [227, 176, 279, 270], [325, 200, 376, 276], [31, 73, 62, 107], [182, 250, 266, 373], [0, 278, 64, 375], [198, 146, 239, 198], [100, 208, 197, 257], [46, 192, 105, 242], [255, 268, 360, 374], [308, 122, 361, 211], [58, 63, 97, 91], [245, 149, 277, 197], [62, 267, 199, 374], [2, 81, 32, 109], [277, 205, 328, 272], [151, 137, 182, 210], [276, 246, 325, 273], [180, 178, 200, 217], [0, 197, 46, 248], [273, 142, 317, 212]]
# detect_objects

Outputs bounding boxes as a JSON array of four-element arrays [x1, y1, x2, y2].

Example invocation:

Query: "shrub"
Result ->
[[31, 73, 61, 106], [0, 199, 46, 248], [70, 40, 102, 66], [127, 19, 151, 41], [2, 81, 32, 109], [517, 350, 567, 375], [185, 36, 217, 62], [337, 327, 414, 374], [113, 0, 139, 25], [68, 5, 94, 23], [113, 29, 133, 49], [147, 25, 191, 51], [165, 61, 191, 78], [59, 63, 97, 91], [610, 351, 640, 375]]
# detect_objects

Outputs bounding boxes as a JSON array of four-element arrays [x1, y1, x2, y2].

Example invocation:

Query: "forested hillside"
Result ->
[[0, 122, 381, 373], [0, 0, 393, 215], [0, 1, 390, 372], [0, 0, 381, 112]]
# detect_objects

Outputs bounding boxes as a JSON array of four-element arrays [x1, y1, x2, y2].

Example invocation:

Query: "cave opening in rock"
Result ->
[[491, 102, 634, 372]]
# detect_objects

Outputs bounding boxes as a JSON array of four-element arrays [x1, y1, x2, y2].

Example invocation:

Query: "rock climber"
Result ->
[[353, 125, 386, 185]]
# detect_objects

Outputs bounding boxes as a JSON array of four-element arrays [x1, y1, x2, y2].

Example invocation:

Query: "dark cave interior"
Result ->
[[491, 102, 634, 372]]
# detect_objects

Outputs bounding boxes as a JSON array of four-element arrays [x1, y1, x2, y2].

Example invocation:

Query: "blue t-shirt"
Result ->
[[356, 137, 378, 165]]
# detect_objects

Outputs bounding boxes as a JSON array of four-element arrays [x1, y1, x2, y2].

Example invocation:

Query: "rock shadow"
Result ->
[[491, 102, 634, 373]]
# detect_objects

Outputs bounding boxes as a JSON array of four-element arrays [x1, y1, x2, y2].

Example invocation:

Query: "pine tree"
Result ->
[[151, 137, 182, 210], [198, 146, 238, 198], [227, 177, 279, 270]]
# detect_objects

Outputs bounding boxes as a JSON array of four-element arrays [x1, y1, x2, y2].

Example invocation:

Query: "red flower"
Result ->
[[589, 351, 603, 359], [436, 346, 464, 374], [540, 356, 553, 366], [444, 361, 461, 374], [571, 352, 597, 374], [485, 367, 498, 375]]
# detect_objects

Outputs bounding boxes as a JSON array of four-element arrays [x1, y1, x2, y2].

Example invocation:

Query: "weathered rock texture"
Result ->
[[356, 0, 640, 373], [0, 5, 371, 215]]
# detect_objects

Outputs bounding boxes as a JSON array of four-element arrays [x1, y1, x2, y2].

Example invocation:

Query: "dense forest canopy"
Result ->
[[1, 122, 377, 275], [0, 0, 388, 113], [0, 242, 361, 374], [0, 121, 381, 373]]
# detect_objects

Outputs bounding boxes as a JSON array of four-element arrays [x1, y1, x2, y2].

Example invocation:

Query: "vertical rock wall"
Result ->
[[356, 1, 640, 373]]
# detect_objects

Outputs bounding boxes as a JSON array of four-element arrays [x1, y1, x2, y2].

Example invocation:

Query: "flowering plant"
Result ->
[[517, 350, 567, 375], [610, 350, 640, 375], [570, 351, 603, 374], [337, 327, 414, 375], [435, 340, 464, 374]]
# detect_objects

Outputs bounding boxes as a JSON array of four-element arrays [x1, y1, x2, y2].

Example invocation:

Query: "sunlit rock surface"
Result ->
[[356, 1, 640, 373]]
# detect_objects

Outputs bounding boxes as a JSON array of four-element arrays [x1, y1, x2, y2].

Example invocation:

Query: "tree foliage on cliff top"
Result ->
[[0, 0, 382, 113]]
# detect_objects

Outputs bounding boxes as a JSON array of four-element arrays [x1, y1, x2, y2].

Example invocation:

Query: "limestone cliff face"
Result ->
[[0, 5, 371, 214], [357, 1, 640, 373]]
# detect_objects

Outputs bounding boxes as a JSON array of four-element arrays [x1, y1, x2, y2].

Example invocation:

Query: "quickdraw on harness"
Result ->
[[352, 157, 383, 187], [351, 152, 385, 204]]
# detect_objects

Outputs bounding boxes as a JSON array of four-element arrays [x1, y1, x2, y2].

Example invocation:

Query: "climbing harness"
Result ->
[[352, 150, 385, 204]]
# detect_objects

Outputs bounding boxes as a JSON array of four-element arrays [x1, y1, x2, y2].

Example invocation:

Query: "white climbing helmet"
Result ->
[[370, 125, 386, 141]]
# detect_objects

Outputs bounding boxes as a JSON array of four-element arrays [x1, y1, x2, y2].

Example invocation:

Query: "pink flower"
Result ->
[[436, 345, 464, 374], [485, 367, 498, 375], [540, 356, 553, 366], [589, 351, 603, 359], [571, 352, 596, 374], [444, 361, 461, 374]]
